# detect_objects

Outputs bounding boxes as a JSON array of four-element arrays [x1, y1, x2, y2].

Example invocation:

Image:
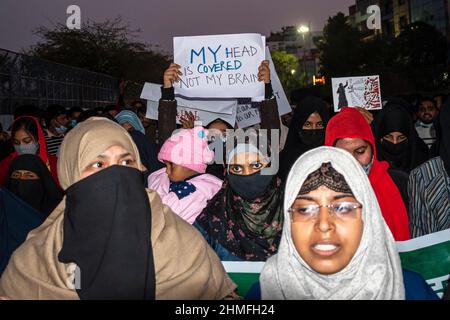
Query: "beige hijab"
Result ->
[[0, 117, 236, 299]]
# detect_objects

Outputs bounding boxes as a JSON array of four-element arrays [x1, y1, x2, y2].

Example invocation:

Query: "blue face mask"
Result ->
[[70, 119, 77, 128], [362, 156, 374, 175], [55, 125, 67, 135], [14, 143, 39, 155]]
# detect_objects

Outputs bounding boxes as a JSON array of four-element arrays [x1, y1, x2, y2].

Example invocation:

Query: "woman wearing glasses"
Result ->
[[259, 147, 438, 300]]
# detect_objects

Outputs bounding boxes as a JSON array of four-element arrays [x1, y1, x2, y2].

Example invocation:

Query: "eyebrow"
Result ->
[[334, 194, 354, 200], [296, 195, 314, 200], [296, 194, 354, 200], [118, 153, 132, 158], [97, 152, 132, 159]]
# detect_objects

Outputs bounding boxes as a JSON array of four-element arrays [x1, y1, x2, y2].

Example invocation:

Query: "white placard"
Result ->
[[173, 33, 265, 98], [331, 75, 382, 112], [236, 101, 261, 129], [140, 82, 235, 115], [146, 100, 237, 128], [266, 47, 292, 117]]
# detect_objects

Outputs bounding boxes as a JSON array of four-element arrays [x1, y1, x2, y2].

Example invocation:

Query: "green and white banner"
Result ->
[[223, 229, 450, 298], [222, 261, 263, 298], [397, 228, 450, 298]]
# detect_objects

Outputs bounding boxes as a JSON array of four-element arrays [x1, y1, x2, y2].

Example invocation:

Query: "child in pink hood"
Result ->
[[148, 127, 223, 224]]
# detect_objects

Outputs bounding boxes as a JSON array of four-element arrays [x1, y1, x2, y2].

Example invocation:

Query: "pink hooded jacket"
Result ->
[[148, 168, 223, 224]]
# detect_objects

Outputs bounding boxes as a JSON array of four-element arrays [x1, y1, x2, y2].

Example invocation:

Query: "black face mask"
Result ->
[[8, 179, 44, 211], [58, 165, 155, 300], [228, 170, 275, 201], [298, 129, 325, 148], [381, 139, 408, 157]]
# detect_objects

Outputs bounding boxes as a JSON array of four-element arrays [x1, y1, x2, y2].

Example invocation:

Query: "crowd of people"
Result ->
[[0, 60, 448, 300]]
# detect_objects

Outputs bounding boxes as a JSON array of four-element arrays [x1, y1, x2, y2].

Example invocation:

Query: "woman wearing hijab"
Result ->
[[0, 117, 236, 300], [158, 61, 280, 181], [115, 110, 161, 175], [260, 147, 437, 300], [5, 154, 63, 217], [373, 99, 429, 173], [372, 99, 429, 207], [0, 116, 59, 186], [194, 143, 283, 262], [0, 188, 45, 276], [279, 96, 330, 181], [408, 100, 450, 237], [325, 107, 410, 241]]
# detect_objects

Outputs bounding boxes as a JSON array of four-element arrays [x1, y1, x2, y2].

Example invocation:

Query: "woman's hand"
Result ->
[[163, 63, 183, 88], [258, 60, 271, 84]]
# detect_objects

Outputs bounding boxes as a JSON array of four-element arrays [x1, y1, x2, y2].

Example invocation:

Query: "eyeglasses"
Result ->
[[288, 202, 362, 222]]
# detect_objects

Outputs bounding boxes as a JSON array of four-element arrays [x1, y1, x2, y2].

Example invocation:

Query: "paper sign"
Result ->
[[236, 100, 261, 129], [146, 100, 237, 128], [140, 82, 235, 115], [331, 75, 382, 112], [173, 33, 265, 98], [265, 47, 292, 117]]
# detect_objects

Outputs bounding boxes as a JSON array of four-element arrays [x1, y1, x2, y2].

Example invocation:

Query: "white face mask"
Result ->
[[14, 143, 39, 155]]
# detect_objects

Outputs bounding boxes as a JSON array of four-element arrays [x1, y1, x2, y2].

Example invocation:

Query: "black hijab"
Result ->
[[58, 165, 155, 300], [373, 99, 429, 172], [6, 154, 63, 216], [129, 129, 162, 175], [279, 97, 330, 180]]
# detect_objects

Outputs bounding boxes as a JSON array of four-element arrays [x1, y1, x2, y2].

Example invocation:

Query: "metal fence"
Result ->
[[0, 48, 124, 114]]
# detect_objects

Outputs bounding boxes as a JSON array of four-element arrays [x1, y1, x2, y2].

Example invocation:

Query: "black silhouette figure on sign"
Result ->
[[337, 82, 349, 110]]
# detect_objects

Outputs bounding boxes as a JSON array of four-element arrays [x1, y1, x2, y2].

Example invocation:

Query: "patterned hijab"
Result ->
[[195, 146, 284, 262], [260, 146, 405, 300]]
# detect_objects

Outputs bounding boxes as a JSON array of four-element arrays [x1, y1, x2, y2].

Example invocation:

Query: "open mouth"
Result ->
[[311, 242, 341, 257]]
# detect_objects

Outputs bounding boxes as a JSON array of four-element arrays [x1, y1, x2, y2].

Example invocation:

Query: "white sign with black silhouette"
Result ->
[[331, 75, 382, 112]]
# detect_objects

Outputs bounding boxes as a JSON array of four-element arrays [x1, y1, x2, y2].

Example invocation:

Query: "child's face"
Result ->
[[165, 161, 198, 182]]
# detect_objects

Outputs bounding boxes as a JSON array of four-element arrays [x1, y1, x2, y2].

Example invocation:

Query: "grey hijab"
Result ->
[[260, 146, 405, 300]]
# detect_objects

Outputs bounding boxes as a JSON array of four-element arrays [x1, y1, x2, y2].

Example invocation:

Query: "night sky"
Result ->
[[0, 0, 354, 54]]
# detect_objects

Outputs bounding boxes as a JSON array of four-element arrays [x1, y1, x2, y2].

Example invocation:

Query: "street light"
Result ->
[[290, 69, 296, 75], [297, 25, 311, 85], [297, 25, 310, 34]]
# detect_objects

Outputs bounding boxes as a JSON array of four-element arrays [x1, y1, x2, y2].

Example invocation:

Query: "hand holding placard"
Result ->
[[164, 63, 182, 88]]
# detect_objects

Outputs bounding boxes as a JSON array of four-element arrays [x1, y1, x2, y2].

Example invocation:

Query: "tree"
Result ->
[[392, 22, 449, 91], [318, 12, 365, 78], [271, 50, 304, 94], [28, 17, 170, 86]]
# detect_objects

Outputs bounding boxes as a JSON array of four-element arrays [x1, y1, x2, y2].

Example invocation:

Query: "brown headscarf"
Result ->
[[0, 117, 236, 299]]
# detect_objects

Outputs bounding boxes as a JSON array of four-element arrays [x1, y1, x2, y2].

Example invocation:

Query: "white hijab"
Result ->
[[260, 147, 405, 300]]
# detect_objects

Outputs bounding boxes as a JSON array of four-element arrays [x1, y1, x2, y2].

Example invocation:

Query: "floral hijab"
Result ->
[[195, 177, 283, 261]]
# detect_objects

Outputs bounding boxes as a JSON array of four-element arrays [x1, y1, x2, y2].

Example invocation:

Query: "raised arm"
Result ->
[[258, 60, 280, 132], [158, 63, 182, 145]]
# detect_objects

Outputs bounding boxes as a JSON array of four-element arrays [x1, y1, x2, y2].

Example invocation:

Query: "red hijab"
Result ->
[[325, 107, 410, 241]]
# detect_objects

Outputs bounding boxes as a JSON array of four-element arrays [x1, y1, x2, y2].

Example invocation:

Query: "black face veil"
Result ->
[[58, 165, 155, 300]]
